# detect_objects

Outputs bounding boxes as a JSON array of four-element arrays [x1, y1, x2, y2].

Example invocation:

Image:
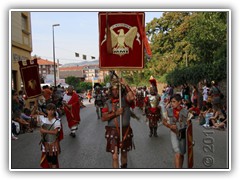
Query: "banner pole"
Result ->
[[119, 70, 122, 168]]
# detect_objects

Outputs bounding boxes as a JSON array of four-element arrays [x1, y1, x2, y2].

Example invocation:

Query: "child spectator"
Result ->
[[189, 104, 200, 117], [210, 106, 227, 130], [202, 103, 214, 128]]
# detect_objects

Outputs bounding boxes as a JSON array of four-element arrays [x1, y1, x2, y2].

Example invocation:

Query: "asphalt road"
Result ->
[[11, 99, 229, 169]]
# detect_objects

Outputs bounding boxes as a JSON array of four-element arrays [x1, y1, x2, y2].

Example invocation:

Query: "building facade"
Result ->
[[11, 11, 32, 91], [36, 58, 58, 84], [59, 64, 109, 83], [59, 66, 84, 81]]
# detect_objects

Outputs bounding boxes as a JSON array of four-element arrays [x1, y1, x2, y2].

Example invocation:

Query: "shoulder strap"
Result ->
[[39, 118, 59, 145], [49, 119, 59, 130]]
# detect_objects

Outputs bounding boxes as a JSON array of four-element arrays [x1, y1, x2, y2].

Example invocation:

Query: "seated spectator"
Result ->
[[12, 110, 32, 133], [182, 98, 191, 109], [12, 90, 22, 113], [202, 103, 214, 128], [12, 112, 20, 139], [22, 108, 38, 129], [210, 106, 227, 130], [198, 105, 207, 125], [189, 104, 200, 117]]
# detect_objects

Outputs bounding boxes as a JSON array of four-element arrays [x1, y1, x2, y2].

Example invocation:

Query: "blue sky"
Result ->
[[31, 11, 163, 65]]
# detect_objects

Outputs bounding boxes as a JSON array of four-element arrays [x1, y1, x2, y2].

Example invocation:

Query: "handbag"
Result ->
[[178, 127, 186, 140]]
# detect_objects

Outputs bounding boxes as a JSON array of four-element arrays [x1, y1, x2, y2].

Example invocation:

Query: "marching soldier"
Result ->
[[143, 86, 161, 137], [135, 87, 144, 109], [94, 86, 105, 119], [101, 79, 135, 168], [141, 86, 148, 115], [39, 103, 63, 168], [162, 94, 190, 168]]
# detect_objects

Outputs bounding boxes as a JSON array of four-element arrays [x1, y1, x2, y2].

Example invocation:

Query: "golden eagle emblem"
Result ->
[[101, 24, 141, 56], [110, 26, 138, 49], [28, 79, 37, 90]]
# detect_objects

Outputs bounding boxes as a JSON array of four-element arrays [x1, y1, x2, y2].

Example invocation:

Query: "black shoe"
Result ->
[[69, 132, 76, 138], [149, 128, 153, 137], [153, 127, 158, 137], [121, 163, 127, 168]]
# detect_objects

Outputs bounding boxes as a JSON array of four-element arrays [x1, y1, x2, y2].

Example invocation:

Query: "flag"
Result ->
[[99, 12, 144, 69], [137, 13, 152, 57], [82, 55, 87, 60], [75, 52, 79, 57], [18, 59, 42, 98]]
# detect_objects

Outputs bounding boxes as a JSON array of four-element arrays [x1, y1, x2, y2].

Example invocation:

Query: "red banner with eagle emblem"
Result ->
[[18, 59, 42, 99], [99, 12, 145, 69]]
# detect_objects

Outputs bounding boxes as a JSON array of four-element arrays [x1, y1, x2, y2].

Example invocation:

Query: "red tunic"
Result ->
[[64, 92, 81, 128]]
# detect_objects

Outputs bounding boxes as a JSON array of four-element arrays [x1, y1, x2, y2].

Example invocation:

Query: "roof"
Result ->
[[36, 58, 54, 65], [59, 71, 84, 78], [59, 66, 84, 71]]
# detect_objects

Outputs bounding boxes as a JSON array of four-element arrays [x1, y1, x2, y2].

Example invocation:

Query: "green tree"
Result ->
[[114, 12, 227, 87], [145, 11, 227, 86], [77, 82, 92, 93], [65, 76, 80, 87]]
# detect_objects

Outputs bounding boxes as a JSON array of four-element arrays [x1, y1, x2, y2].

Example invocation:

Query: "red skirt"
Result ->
[[105, 126, 134, 154]]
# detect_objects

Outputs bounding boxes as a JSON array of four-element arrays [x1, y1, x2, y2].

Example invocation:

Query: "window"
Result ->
[[21, 14, 28, 31]]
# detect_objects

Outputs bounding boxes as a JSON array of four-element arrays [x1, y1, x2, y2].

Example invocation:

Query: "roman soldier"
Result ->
[[142, 86, 148, 98], [141, 86, 148, 115], [144, 86, 161, 137], [162, 94, 189, 168], [101, 78, 135, 168], [94, 86, 105, 119], [149, 75, 158, 94], [39, 103, 63, 168], [135, 87, 144, 109]]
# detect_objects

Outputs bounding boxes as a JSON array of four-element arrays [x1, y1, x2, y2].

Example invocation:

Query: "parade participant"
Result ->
[[142, 86, 148, 98], [141, 86, 148, 115], [63, 85, 81, 138], [143, 87, 161, 137], [101, 79, 135, 168], [87, 90, 92, 103], [149, 75, 158, 94], [42, 85, 52, 105], [135, 87, 143, 109], [94, 86, 105, 119], [102, 86, 110, 102], [39, 103, 63, 168], [162, 94, 189, 168]]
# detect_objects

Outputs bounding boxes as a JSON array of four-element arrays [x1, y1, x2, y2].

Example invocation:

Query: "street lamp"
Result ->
[[52, 23, 60, 87]]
